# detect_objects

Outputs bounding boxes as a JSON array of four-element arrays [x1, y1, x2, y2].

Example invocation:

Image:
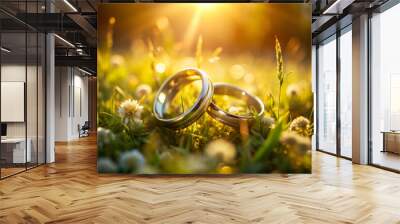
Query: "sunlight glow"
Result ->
[[197, 3, 217, 11], [155, 63, 166, 74], [182, 4, 224, 50], [183, 10, 202, 50]]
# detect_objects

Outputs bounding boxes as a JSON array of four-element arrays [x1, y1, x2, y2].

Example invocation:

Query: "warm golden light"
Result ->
[[183, 3, 221, 50], [218, 165, 233, 174], [156, 17, 169, 30], [197, 3, 217, 10], [155, 63, 166, 74], [109, 17, 116, 25]]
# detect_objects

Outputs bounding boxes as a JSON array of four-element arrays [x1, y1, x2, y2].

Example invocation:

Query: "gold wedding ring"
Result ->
[[207, 83, 264, 128], [153, 68, 214, 129]]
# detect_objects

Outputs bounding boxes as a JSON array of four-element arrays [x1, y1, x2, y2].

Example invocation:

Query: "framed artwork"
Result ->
[[97, 3, 312, 174]]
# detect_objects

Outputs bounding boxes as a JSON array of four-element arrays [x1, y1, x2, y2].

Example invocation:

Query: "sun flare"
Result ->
[[196, 3, 218, 11]]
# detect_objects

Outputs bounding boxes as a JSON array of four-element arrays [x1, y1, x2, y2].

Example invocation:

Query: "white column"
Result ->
[[352, 14, 369, 164], [46, 32, 55, 163], [44, 0, 55, 163]]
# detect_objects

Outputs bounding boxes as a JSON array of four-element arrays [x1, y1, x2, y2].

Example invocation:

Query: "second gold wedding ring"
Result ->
[[207, 83, 264, 128]]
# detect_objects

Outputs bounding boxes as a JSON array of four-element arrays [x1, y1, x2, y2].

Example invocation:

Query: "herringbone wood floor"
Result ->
[[1, 136, 400, 224]]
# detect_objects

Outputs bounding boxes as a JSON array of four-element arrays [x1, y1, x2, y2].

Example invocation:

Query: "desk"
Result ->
[[1, 138, 31, 163], [382, 131, 400, 154]]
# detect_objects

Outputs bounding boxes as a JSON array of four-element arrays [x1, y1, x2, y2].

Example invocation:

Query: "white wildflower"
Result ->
[[289, 116, 312, 137], [135, 84, 152, 99], [110, 54, 125, 67], [118, 99, 143, 124], [280, 131, 311, 152], [205, 139, 236, 163], [286, 84, 301, 98]]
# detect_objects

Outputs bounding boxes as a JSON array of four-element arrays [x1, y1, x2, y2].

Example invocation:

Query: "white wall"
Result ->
[[1, 64, 46, 164], [1, 65, 26, 140], [71, 73, 89, 138], [55, 67, 89, 141], [1, 65, 37, 138], [55, 67, 69, 141]]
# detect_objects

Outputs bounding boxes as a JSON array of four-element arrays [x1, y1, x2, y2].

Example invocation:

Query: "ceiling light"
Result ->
[[76, 48, 85, 55], [63, 0, 78, 12], [322, 0, 354, 15], [54, 34, 75, 48], [1, 47, 11, 53], [78, 67, 93, 76]]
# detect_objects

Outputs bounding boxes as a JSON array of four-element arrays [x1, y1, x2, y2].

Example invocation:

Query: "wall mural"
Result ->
[[97, 3, 313, 174]]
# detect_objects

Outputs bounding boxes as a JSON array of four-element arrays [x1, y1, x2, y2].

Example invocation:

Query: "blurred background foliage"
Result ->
[[97, 3, 313, 174]]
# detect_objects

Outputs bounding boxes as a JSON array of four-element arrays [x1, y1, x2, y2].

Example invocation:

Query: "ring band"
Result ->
[[153, 68, 214, 129], [207, 83, 264, 128]]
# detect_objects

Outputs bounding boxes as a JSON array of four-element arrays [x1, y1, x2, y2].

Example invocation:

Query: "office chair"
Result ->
[[79, 121, 90, 138]]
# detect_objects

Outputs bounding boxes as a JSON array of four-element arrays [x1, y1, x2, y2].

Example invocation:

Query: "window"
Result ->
[[370, 3, 400, 171], [339, 28, 352, 158], [317, 36, 337, 154], [0, 1, 46, 179]]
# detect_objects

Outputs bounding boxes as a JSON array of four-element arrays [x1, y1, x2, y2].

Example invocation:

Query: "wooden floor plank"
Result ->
[[0, 136, 399, 223]]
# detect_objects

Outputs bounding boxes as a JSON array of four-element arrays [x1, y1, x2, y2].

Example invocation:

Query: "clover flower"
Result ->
[[97, 158, 118, 173], [118, 99, 143, 124], [110, 54, 125, 67], [289, 116, 312, 137], [261, 116, 275, 129], [119, 150, 145, 173], [252, 115, 275, 138], [280, 131, 311, 153], [135, 84, 152, 99], [286, 84, 300, 98], [205, 139, 236, 163], [97, 127, 115, 146]]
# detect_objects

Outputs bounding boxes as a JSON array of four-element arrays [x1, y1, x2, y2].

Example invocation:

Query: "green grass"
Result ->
[[97, 31, 313, 174]]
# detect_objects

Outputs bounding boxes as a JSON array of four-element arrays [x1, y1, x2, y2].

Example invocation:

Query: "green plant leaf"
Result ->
[[253, 121, 283, 162]]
